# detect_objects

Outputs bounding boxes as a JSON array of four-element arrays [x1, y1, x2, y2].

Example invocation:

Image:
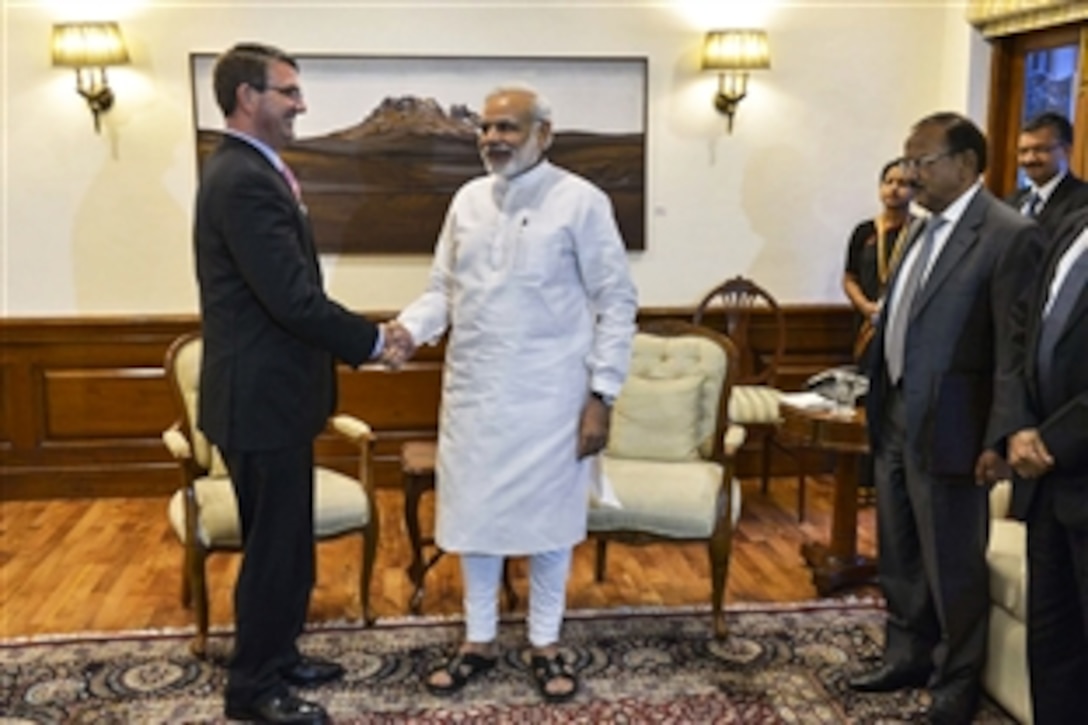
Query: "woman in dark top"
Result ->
[[843, 158, 915, 366]]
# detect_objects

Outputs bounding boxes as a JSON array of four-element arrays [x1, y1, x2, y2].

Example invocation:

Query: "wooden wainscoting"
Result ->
[[0, 306, 854, 500]]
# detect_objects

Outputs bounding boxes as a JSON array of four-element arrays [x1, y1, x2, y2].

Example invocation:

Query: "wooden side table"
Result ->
[[777, 403, 877, 596], [400, 440, 518, 614]]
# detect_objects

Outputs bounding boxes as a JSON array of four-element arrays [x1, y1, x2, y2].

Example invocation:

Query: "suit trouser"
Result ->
[[874, 386, 989, 690], [1026, 482, 1088, 723], [222, 443, 315, 706]]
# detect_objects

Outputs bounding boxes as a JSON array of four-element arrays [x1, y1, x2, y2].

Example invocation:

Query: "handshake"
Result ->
[[378, 320, 417, 370]]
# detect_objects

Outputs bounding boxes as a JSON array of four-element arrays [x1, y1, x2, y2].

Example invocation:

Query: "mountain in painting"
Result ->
[[196, 95, 644, 254]]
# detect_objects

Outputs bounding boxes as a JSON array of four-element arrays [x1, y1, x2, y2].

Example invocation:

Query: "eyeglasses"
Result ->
[[254, 84, 303, 102], [902, 150, 952, 170], [1017, 143, 1060, 156]]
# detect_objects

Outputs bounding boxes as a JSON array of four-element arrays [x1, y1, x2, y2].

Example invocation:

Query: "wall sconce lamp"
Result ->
[[702, 29, 771, 134], [51, 22, 130, 133]]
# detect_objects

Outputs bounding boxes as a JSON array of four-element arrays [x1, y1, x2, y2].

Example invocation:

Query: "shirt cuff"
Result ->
[[370, 325, 385, 360]]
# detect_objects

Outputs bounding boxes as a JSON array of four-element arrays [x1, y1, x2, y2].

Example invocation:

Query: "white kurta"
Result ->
[[398, 161, 638, 554]]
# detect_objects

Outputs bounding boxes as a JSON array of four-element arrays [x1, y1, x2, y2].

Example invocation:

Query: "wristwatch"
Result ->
[[591, 390, 616, 407]]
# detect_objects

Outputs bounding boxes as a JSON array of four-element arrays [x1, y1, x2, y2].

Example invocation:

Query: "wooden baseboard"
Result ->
[[1, 306, 853, 500]]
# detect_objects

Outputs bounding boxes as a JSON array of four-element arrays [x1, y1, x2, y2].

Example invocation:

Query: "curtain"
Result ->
[[968, 0, 1088, 38]]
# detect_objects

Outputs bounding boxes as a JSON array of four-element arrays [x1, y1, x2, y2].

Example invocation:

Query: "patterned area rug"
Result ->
[[1, 600, 1015, 723]]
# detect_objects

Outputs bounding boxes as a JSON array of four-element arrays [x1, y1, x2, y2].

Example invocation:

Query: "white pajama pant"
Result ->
[[461, 548, 572, 647]]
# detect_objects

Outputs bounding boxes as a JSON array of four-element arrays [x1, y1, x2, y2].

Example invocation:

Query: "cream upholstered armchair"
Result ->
[[161, 332, 380, 657], [588, 320, 744, 637], [984, 479, 1031, 723]]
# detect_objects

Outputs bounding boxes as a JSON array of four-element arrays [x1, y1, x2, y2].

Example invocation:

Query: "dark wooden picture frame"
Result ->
[[191, 54, 648, 255]]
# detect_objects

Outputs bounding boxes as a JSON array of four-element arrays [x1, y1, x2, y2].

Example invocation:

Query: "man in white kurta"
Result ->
[[395, 84, 637, 701]]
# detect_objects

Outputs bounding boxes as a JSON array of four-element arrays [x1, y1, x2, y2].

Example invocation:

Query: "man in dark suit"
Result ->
[[1006, 112, 1088, 239], [995, 206, 1088, 723], [849, 112, 1045, 724], [195, 43, 401, 724]]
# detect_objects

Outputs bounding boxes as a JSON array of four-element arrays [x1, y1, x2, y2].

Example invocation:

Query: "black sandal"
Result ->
[[424, 651, 497, 695], [529, 652, 579, 704]]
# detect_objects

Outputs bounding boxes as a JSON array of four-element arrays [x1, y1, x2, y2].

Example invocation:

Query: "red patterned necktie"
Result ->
[[281, 163, 302, 200]]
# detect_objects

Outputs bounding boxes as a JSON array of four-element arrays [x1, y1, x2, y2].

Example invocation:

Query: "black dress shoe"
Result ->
[[281, 656, 345, 688], [224, 693, 330, 723], [928, 683, 980, 725], [848, 663, 932, 692]]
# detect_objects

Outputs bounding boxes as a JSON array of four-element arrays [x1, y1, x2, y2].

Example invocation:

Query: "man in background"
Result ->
[[196, 42, 398, 724], [1006, 112, 1088, 239], [851, 112, 1044, 724], [996, 205, 1088, 722], [390, 84, 637, 703]]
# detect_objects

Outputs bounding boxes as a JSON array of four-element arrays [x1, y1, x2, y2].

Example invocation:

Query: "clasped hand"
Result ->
[[1007, 428, 1054, 480], [378, 320, 416, 370]]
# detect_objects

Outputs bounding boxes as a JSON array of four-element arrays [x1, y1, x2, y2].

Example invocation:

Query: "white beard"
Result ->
[[481, 133, 544, 180]]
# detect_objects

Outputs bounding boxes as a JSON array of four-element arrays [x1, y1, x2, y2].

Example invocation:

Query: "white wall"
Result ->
[[1, 0, 990, 316]]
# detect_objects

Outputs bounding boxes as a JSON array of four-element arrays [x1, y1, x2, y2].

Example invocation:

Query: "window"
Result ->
[[987, 23, 1086, 195]]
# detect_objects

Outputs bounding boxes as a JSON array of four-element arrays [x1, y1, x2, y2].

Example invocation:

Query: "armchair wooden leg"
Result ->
[[190, 545, 209, 658], [594, 539, 608, 582], [181, 548, 193, 608], [797, 471, 807, 523], [708, 525, 734, 639], [760, 435, 773, 494], [360, 515, 379, 627]]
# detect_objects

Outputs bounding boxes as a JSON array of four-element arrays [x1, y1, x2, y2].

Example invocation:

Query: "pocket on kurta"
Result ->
[[513, 226, 572, 285]]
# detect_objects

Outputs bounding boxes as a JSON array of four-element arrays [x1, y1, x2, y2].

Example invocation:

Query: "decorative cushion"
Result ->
[[608, 375, 704, 461], [987, 518, 1027, 621], [167, 467, 369, 549], [209, 448, 228, 477], [989, 479, 1012, 519], [588, 456, 742, 538], [728, 385, 781, 425]]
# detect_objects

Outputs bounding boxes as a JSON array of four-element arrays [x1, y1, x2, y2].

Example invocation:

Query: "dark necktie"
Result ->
[[1024, 191, 1041, 218], [885, 215, 946, 383], [1037, 247, 1088, 412]]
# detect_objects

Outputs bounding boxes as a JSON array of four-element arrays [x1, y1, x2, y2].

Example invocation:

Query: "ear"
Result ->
[[537, 119, 554, 152], [235, 82, 258, 116], [961, 148, 982, 176]]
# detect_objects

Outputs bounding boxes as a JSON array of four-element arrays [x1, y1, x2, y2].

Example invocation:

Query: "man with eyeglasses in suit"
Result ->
[[1006, 112, 1088, 240], [195, 42, 406, 724], [849, 112, 1045, 725]]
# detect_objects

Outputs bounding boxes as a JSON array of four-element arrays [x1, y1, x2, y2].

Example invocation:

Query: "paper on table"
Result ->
[[587, 455, 623, 509], [779, 391, 838, 411]]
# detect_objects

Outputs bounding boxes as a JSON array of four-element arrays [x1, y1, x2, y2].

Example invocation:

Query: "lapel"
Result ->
[[223, 135, 307, 218], [1050, 232, 1088, 346], [221, 135, 321, 280], [1028, 218, 1088, 397], [1045, 174, 1073, 212], [910, 190, 988, 319]]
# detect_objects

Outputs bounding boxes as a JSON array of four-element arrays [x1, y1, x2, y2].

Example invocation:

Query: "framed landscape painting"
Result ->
[[190, 54, 648, 254]]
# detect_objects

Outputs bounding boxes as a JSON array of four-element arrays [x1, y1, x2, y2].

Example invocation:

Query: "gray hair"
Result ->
[[486, 83, 553, 124]]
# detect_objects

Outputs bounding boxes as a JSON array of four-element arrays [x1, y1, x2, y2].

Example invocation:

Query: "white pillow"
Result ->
[[607, 375, 704, 461]]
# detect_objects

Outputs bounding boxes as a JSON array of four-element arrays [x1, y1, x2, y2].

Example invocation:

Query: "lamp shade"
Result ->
[[702, 29, 770, 71], [52, 22, 130, 67]]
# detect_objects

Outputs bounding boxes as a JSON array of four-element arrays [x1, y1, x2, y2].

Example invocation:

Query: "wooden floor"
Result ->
[[0, 476, 877, 639]]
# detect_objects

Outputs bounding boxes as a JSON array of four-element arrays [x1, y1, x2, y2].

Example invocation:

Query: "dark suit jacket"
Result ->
[[194, 135, 379, 452], [867, 187, 1046, 480], [994, 207, 1088, 521], [1006, 173, 1088, 240]]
